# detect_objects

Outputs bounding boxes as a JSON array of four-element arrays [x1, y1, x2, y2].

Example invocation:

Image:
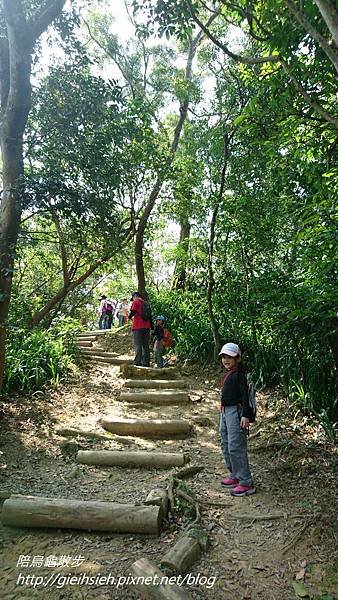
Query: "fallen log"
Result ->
[[2, 496, 162, 534], [144, 489, 169, 518], [120, 365, 177, 380], [161, 535, 201, 574], [99, 418, 192, 439], [131, 558, 192, 600], [76, 450, 185, 468], [124, 379, 188, 389], [119, 391, 190, 405]]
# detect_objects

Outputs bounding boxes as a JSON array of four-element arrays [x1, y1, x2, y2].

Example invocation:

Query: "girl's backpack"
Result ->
[[247, 381, 257, 423], [162, 328, 173, 348], [238, 371, 257, 423]]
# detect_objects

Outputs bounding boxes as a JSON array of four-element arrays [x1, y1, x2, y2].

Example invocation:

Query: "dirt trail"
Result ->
[[0, 328, 336, 600]]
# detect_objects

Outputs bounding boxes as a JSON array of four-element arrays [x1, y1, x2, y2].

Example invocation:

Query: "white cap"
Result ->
[[219, 343, 241, 357]]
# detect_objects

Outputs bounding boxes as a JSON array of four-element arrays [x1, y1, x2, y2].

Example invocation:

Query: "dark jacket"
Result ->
[[221, 367, 250, 419], [153, 324, 164, 341]]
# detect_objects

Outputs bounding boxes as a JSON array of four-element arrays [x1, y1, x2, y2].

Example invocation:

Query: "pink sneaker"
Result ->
[[230, 484, 256, 497], [221, 477, 239, 488]]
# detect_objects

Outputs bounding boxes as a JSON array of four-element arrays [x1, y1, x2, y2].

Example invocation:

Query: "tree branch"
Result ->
[[313, 0, 338, 47], [284, 0, 338, 73], [279, 58, 338, 128], [28, 0, 67, 44]]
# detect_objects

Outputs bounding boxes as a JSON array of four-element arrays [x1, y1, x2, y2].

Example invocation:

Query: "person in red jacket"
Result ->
[[128, 292, 152, 367]]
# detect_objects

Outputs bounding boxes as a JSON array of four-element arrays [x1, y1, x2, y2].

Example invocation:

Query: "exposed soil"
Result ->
[[0, 329, 336, 600]]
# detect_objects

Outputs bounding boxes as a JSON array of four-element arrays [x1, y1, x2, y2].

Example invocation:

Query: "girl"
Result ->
[[219, 342, 255, 497]]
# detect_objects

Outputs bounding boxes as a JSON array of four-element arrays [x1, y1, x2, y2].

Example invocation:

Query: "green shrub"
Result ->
[[4, 317, 79, 393]]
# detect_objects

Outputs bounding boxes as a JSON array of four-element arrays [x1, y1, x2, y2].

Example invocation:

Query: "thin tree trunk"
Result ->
[[134, 14, 217, 298], [172, 221, 191, 291], [31, 237, 132, 326], [207, 133, 229, 361]]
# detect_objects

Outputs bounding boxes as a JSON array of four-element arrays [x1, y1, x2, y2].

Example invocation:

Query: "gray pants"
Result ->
[[220, 405, 253, 486], [133, 329, 150, 367], [154, 340, 165, 367]]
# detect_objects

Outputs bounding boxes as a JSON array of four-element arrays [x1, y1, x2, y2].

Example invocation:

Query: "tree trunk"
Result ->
[[0, 0, 67, 390], [207, 132, 230, 361], [313, 0, 338, 46], [172, 221, 191, 290], [134, 14, 217, 297]]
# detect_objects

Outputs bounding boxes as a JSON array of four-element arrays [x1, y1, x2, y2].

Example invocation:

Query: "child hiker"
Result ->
[[219, 342, 255, 497], [152, 315, 167, 368]]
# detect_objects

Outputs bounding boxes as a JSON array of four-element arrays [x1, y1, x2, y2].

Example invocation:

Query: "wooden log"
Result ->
[[76, 450, 185, 468], [144, 489, 169, 518], [80, 348, 119, 356], [120, 364, 177, 380], [77, 330, 107, 336], [55, 427, 131, 444], [83, 354, 133, 365], [99, 417, 192, 439], [124, 379, 188, 389], [2, 496, 162, 534], [55, 427, 113, 441], [161, 535, 201, 574], [119, 391, 190, 405], [131, 558, 192, 600], [185, 527, 209, 552]]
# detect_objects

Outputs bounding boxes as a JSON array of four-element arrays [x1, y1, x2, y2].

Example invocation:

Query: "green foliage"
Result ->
[[4, 318, 79, 393]]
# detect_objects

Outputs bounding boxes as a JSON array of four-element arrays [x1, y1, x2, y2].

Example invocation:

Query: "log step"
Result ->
[[79, 349, 118, 357], [123, 379, 188, 389], [119, 391, 190, 405], [84, 355, 134, 365], [99, 417, 192, 439], [120, 365, 178, 379], [76, 341, 93, 347], [76, 450, 185, 468], [2, 496, 162, 534]]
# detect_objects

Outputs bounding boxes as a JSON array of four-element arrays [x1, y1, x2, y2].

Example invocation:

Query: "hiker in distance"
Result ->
[[116, 298, 129, 327], [98, 295, 108, 330], [219, 342, 256, 497], [98, 295, 115, 330], [128, 292, 152, 367]]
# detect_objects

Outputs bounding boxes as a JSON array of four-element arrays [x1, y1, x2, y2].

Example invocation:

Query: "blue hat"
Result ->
[[156, 315, 165, 321]]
